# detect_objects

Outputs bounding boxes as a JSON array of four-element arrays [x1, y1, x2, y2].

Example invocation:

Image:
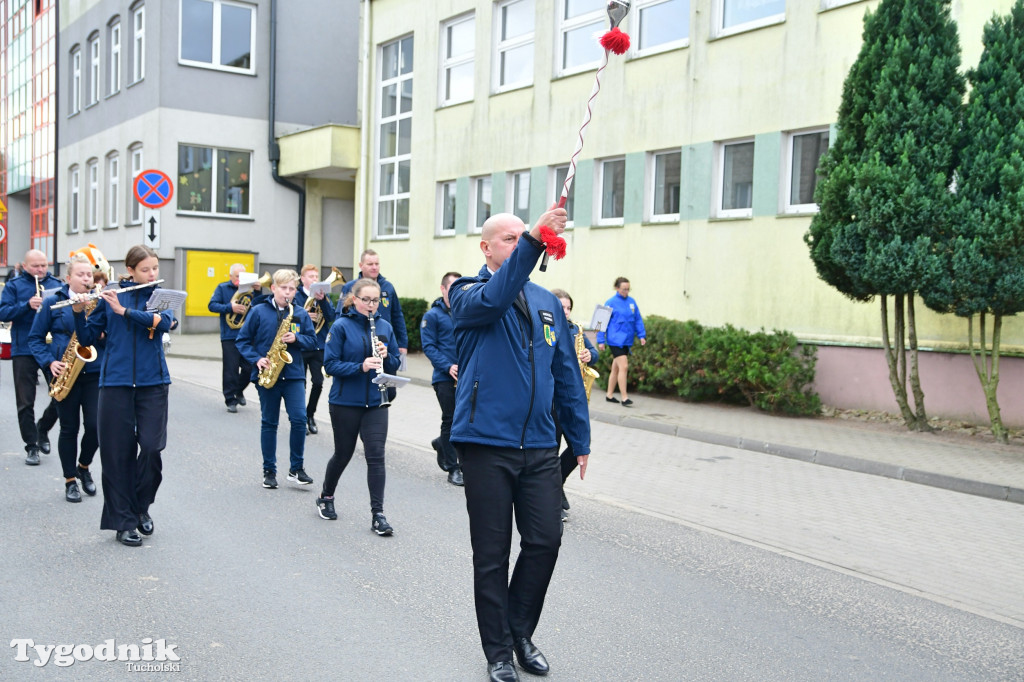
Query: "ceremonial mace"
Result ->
[[539, 0, 632, 271]]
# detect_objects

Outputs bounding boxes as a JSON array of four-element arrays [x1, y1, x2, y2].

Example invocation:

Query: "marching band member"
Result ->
[[208, 264, 255, 413], [317, 278, 400, 536], [28, 254, 104, 502], [293, 265, 336, 435], [71, 245, 174, 547], [235, 269, 317, 491], [421, 271, 463, 486]]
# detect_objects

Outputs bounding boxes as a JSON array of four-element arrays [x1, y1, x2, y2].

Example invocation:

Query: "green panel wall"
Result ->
[[529, 166, 549, 220], [624, 152, 645, 224], [682, 143, 712, 221], [455, 176, 470, 236], [491, 171, 506, 218], [572, 160, 594, 227], [753, 132, 781, 217]]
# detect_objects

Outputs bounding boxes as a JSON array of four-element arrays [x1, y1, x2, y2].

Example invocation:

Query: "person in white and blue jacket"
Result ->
[[420, 271, 463, 486], [71, 245, 174, 548], [235, 269, 317, 492], [448, 208, 590, 680], [596, 276, 646, 407], [336, 249, 409, 353], [316, 278, 401, 536], [28, 254, 105, 503]]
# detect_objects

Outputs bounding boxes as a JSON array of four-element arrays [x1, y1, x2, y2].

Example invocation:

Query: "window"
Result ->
[[86, 159, 99, 230], [69, 47, 81, 114], [716, 140, 754, 217], [108, 19, 121, 95], [470, 175, 492, 233], [715, 0, 785, 36], [68, 166, 80, 233], [440, 13, 474, 105], [558, 0, 604, 75], [507, 170, 530, 224], [129, 144, 144, 224], [634, 0, 689, 54], [437, 182, 458, 236], [785, 129, 829, 213], [179, 0, 256, 74], [597, 157, 625, 224], [106, 153, 120, 228], [493, 0, 534, 91], [88, 34, 100, 106], [375, 36, 413, 238], [176, 145, 251, 216], [132, 4, 145, 82], [551, 165, 575, 224], [648, 149, 681, 221]]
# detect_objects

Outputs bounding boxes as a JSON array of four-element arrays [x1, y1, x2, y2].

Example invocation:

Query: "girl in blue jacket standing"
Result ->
[[596, 276, 646, 407], [317, 278, 401, 535], [72, 245, 174, 547]]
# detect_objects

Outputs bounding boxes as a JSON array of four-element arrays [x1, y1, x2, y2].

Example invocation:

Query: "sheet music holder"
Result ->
[[42, 286, 62, 299], [236, 271, 259, 293], [589, 304, 612, 332], [372, 373, 411, 390], [308, 281, 331, 298], [144, 289, 188, 313]]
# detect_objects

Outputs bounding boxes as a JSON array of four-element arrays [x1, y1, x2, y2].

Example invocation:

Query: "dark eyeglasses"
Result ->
[[357, 296, 381, 305]]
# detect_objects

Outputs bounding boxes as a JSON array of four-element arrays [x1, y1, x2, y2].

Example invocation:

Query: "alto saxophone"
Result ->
[[574, 320, 600, 402], [49, 299, 98, 401], [257, 304, 294, 388]]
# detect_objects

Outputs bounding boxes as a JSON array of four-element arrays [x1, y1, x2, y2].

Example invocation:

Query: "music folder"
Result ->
[[372, 373, 410, 390]]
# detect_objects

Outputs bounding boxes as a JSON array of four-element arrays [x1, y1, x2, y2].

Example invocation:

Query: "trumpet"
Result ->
[[50, 280, 163, 309]]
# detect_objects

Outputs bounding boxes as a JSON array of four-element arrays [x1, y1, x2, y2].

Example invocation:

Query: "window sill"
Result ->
[[435, 232, 457, 238], [438, 97, 473, 110], [103, 224, 119, 230], [178, 60, 256, 77], [593, 220, 625, 228], [778, 208, 819, 218], [819, 0, 866, 13], [84, 102, 99, 111], [552, 63, 601, 82], [105, 89, 120, 100], [371, 234, 410, 242], [708, 215, 753, 223], [176, 211, 254, 221], [644, 215, 680, 226], [710, 15, 785, 41], [630, 40, 689, 60], [127, 78, 144, 89], [491, 82, 533, 97]]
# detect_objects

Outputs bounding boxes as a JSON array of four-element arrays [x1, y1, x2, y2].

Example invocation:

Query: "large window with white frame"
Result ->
[[131, 3, 145, 83], [129, 143, 144, 224], [176, 144, 251, 216], [597, 157, 625, 224], [633, 0, 689, 55], [551, 165, 575, 225], [714, 0, 785, 36], [647, 149, 681, 221], [506, 170, 531, 224], [106, 153, 120, 228], [440, 13, 474, 106], [86, 159, 99, 231], [108, 18, 121, 96], [784, 129, 829, 213], [558, 0, 604, 75], [437, 181, 458, 236], [68, 166, 80, 233], [376, 36, 413, 238], [715, 139, 754, 218], [88, 33, 100, 106], [469, 175, 492, 233], [179, 0, 256, 74], [69, 47, 81, 114], [493, 0, 534, 92]]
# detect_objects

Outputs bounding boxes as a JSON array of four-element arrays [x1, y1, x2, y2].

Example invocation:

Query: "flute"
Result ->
[[50, 279, 164, 309]]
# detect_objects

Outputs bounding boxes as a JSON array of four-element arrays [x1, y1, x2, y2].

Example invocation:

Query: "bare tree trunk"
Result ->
[[880, 295, 918, 428], [906, 293, 929, 430], [969, 313, 1007, 443]]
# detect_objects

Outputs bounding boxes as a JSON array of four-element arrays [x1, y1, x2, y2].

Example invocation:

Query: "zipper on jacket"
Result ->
[[469, 381, 479, 423], [519, 295, 535, 448]]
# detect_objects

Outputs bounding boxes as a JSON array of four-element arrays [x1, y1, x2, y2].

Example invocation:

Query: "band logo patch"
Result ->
[[543, 325, 555, 346]]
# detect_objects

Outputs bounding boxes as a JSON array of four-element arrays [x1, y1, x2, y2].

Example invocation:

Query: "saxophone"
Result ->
[[574, 320, 600, 402], [49, 300, 98, 401], [257, 304, 294, 388]]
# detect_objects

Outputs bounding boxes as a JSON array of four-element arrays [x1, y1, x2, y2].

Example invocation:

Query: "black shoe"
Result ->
[[36, 421, 51, 454], [25, 447, 40, 466], [263, 470, 278, 489], [621, 398, 634, 407], [316, 496, 337, 520], [513, 637, 549, 676], [76, 467, 97, 496], [65, 481, 82, 503], [372, 512, 393, 536], [447, 467, 464, 487], [287, 468, 314, 485], [605, 396, 619, 403], [137, 512, 154, 536], [307, 416, 318, 435], [237, 395, 246, 406], [227, 404, 238, 413], [488, 660, 520, 682], [561, 508, 568, 523], [116, 529, 142, 547], [431, 438, 447, 471], [561, 491, 570, 511]]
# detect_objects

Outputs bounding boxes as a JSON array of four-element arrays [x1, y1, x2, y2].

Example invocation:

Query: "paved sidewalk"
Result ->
[[168, 332, 1024, 505]]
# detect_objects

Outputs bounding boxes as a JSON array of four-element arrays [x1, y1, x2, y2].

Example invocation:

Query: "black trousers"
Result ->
[[97, 385, 168, 532], [432, 380, 459, 471], [221, 339, 252, 406], [13, 355, 58, 449], [459, 443, 563, 663], [302, 349, 325, 418], [324, 404, 389, 513], [553, 413, 580, 483], [55, 371, 99, 479]]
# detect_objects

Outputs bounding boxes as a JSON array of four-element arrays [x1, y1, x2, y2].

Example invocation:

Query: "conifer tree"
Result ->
[[806, 0, 964, 431]]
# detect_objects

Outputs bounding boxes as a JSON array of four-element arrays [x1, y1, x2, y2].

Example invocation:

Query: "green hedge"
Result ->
[[399, 297, 429, 352], [594, 316, 821, 416]]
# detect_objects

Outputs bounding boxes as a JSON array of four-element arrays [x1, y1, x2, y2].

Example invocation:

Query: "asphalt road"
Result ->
[[1, 358, 1022, 680]]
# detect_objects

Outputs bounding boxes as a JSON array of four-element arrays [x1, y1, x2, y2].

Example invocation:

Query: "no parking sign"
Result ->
[[133, 170, 174, 210]]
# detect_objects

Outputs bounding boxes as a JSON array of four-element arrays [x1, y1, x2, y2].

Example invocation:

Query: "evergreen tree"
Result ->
[[924, 0, 1024, 442], [806, 0, 964, 431]]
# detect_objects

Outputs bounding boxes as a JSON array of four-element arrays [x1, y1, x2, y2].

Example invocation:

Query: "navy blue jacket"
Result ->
[[448, 235, 591, 453], [323, 308, 401, 408], [338, 273, 408, 349], [421, 297, 457, 385], [596, 292, 646, 347], [73, 281, 175, 388], [207, 280, 245, 341], [29, 285, 105, 375], [235, 298, 317, 383], [0, 270, 63, 357], [293, 287, 337, 350]]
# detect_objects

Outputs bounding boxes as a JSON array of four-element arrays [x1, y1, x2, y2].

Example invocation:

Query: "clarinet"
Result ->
[[367, 313, 391, 408]]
